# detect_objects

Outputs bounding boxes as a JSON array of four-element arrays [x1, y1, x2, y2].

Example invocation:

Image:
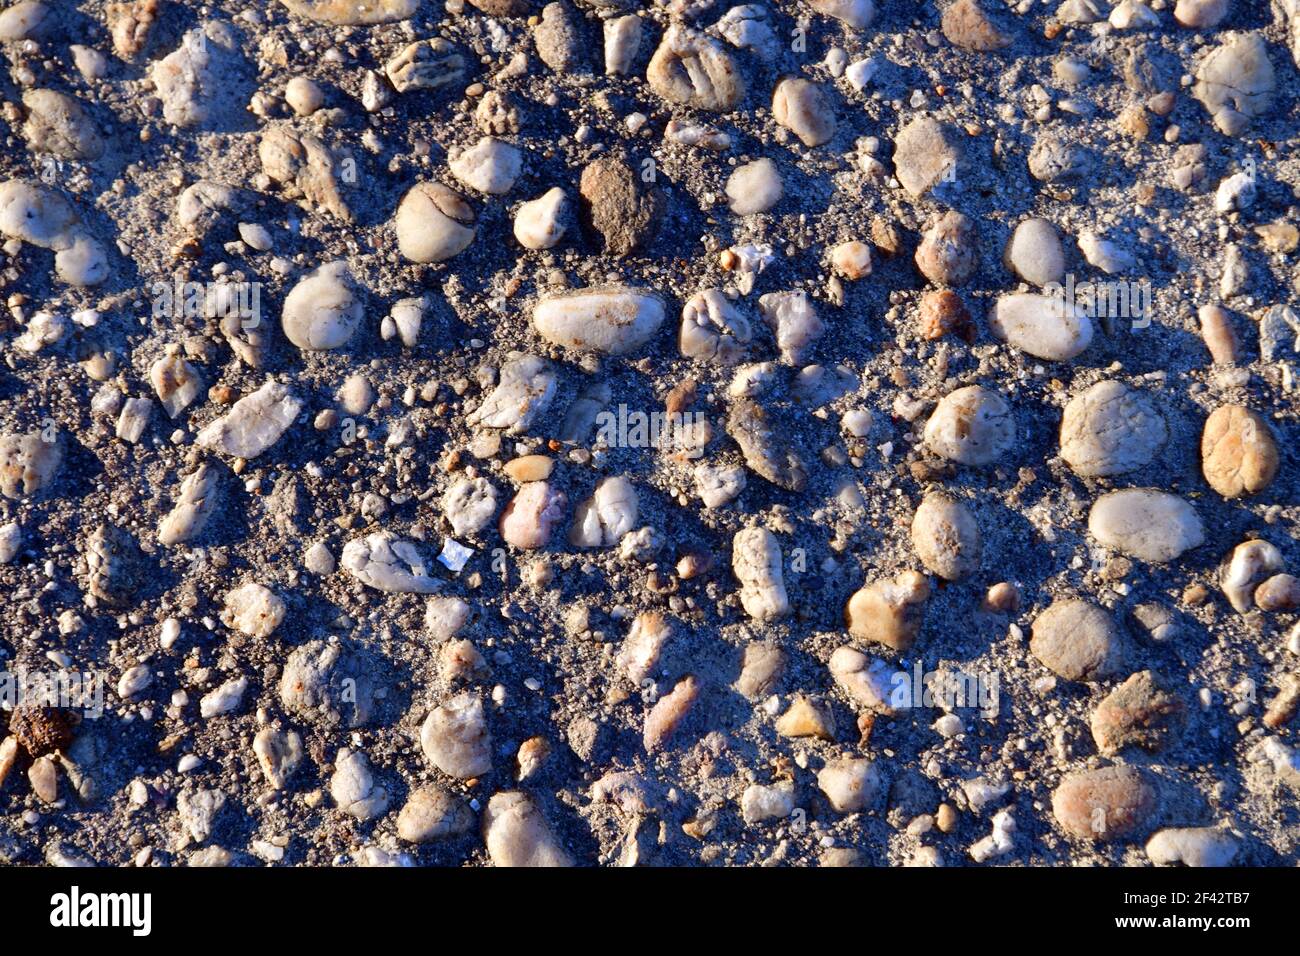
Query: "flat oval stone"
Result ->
[[1089, 489, 1205, 563], [1003, 217, 1065, 286], [1052, 766, 1157, 842], [923, 385, 1015, 466], [533, 287, 665, 354], [1029, 597, 1125, 682], [1059, 380, 1167, 477], [989, 292, 1093, 361]]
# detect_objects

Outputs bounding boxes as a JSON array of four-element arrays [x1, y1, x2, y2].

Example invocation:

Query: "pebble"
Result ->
[[817, 757, 882, 812], [892, 117, 962, 198], [0, 429, 63, 499], [534, 2, 588, 74], [942, 0, 1012, 51], [911, 492, 981, 581], [570, 476, 638, 548], [196, 380, 301, 459], [284, 76, 324, 116], [1004, 218, 1065, 287], [451, 137, 523, 195], [1193, 33, 1275, 136], [281, 261, 363, 350], [741, 781, 795, 824], [514, 188, 569, 249], [1091, 670, 1184, 755], [727, 159, 783, 215], [22, 90, 103, 161], [579, 154, 664, 256], [1052, 766, 1157, 842], [758, 291, 824, 365], [646, 25, 744, 111], [396, 786, 474, 843], [442, 477, 499, 536], [467, 352, 556, 433], [776, 695, 835, 739], [915, 211, 978, 286], [395, 181, 476, 263], [830, 241, 872, 280], [279, 641, 374, 728], [1201, 404, 1279, 498], [499, 481, 566, 549], [385, 37, 466, 94], [1220, 539, 1283, 613], [845, 570, 930, 651], [150, 22, 248, 128], [989, 293, 1093, 361], [220, 582, 285, 637], [482, 791, 573, 866], [772, 78, 835, 147], [1198, 304, 1238, 364], [604, 15, 643, 75], [1146, 827, 1239, 867], [1059, 380, 1167, 477], [923, 385, 1015, 466], [330, 748, 388, 822], [421, 692, 492, 779], [681, 289, 753, 364], [341, 531, 440, 593], [1088, 489, 1205, 563], [732, 527, 790, 622], [533, 288, 665, 355], [1030, 598, 1125, 682], [643, 675, 698, 751], [279, 0, 417, 24], [727, 397, 808, 490]]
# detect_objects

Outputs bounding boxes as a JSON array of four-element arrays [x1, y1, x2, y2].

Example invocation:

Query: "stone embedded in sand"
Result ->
[[1030, 598, 1125, 682], [342, 531, 440, 593], [1028, 132, 1089, 182], [570, 476, 638, 548], [893, 117, 962, 198], [421, 692, 492, 779], [450, 137, 522, 195], [0, 180, 107, 287], [0, 0, 51, 41], [741, 781, 796, 823], [397, 786, 474, 843], [604, 14, 642, 75], [727, 398, 808, 491], [776, 695, 835, 739], [150, 349, 203, 418], [500, 481, 566, 549], [385, 37, 466, 93], [803, 0, 875, 28], [280, 640, 375, 728], [732, 527, 790, 622], [695, 461, 747, 508], [915, 211, 978, 286], [1052, 766, 1157, 842], [22, 90, 103, 161], [735, 642, 786, 700], [616, 611, 672, 685], [514, 187, 569, 249], [534, 1, 588, 74], [441, 478, 498, 539], [1004, 218, 1065, 287], [727, 159, 783, 215], [1091, 670, 1184, 755], [1059, 380, 1166, 477], [772, 78, 835, 147], [911, 493, 981, 581], [919, 289, 974, 341], [942, 0, 1012, 51], [533, 287, 665, 354], [197, 380, 301, 459], [1193, 33, 1275, 136], [281, 261, 364, 351], [151, 21, 249, 129], [831, 241, 873, 280], [84, 523, 142, 607], [278, 0, 418, 23], [646, 24, 745, 111], [467, 352, 556, 434], [158, 464, 220, 546], [220, 582, 285, 638], [330, 748, 388, 822], [259, 126, 353, 222], [1146, 827, 1239, 867], [644, 675, 698, 751], [1201, 404, 1279, 498], [818, 757, 883, 812], [579, 154, 665, 256], [0, 430, 62, 499], [482, 791, 573, 866], [846, 570, 930, 652], [1255, 574, 1300, 612], [1089, 489, 1205, 563], [680, 289, 752, 364], [394, 181, 476, 263], [990, 292, 1093, 361], [923, 385, 1015, 466], [758, 290, 824, 365]]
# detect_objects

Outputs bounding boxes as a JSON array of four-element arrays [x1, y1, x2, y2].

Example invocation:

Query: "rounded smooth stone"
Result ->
[[923, 385, 1015, 466], [726, 158, 783, 215], [989, 292, 1093, 361], [1053, 767, 1157, 842], [1201, 404, 1279, 498], [395, 181, 476, 263], [280, 260, 363, 350], [1030, 598, 1125, 682], [910, 492, 981, 581], [1059, 380, 1167, 477], [1088, 489, 1205, 563], [1003, 217, 1065, 287]]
